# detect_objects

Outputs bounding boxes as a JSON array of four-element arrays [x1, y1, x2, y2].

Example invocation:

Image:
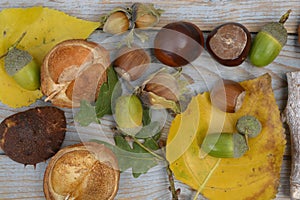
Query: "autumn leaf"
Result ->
[[166, 74, 286, 200], [0, 7, 99, 108]]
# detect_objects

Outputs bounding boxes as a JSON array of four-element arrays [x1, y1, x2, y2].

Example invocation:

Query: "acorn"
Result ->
[[201, 132, 248, 158], [114, 94, 143, 136], [249, 9, 291, 67], [1, 32, 40, 91]]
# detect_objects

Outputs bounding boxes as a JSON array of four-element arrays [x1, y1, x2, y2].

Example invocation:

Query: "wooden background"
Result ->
[[0, 0, 300, 199]]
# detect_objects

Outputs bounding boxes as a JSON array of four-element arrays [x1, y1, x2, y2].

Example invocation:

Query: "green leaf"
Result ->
[[135, 121, 161, 139], [92, 133, 161, 178], [74, 100, 98, 126], [95, 66, 120, 118], [74, 66, 120, 126], [142, 108, 151, 125]]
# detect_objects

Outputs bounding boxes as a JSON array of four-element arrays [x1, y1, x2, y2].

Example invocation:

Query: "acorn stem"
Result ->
[[0, 32, 27, 59], [279, 9, 292, 24]]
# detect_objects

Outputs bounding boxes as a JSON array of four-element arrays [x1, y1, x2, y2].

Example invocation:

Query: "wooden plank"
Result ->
[[0, 1, 299, 199], [0, 31, 299, 199], [0, 155, 292, 199], [0, 0, 299, 33]]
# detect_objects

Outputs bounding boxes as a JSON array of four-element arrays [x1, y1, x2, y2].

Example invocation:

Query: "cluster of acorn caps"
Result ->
[[0, 5, 293, 200]]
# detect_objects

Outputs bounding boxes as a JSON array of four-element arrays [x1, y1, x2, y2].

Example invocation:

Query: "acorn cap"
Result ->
[[236, 115, 262, 138], [233, 133, 249, 158], [4, 48, 32, 76], [261, 9, 291, 47], [261, 22, 287, 47]]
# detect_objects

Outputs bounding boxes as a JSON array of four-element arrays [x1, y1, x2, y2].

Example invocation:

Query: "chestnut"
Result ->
[[206, 22, 251, 67], [210, 79, 245, 113], [154, 21, 204, 67]]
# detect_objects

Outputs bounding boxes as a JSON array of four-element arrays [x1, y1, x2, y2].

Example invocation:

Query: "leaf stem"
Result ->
[[132, 137, 164, 160], [193, 158, 221, 200]]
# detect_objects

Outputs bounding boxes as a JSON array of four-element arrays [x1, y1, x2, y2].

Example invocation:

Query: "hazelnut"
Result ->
[[43, 142, 120, 200], [102, 11, 130, 34], [210, 79, 245, 113], [41, 39, 110, 108], [113, 46, 150, 81]]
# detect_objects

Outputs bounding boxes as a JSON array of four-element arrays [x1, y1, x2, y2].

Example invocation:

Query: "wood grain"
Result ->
[[0, 0, 299, 33], [284, 72, 300, 200], [0, 1, 300, 199]]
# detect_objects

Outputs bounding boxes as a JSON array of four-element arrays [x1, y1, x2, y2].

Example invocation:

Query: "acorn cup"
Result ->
[[249, 9, 292, 67], [236, 115, 262, 149]]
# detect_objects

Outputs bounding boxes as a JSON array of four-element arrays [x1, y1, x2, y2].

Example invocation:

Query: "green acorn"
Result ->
[[249, 10, 291, 67], [201, 132, 248, 158], [115, 94, 143, 136], [1, 32, 40, 91]]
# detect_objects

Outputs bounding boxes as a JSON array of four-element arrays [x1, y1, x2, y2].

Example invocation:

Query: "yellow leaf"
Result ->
[[0, 7, 99, 108], [166, 74, 286, 200]]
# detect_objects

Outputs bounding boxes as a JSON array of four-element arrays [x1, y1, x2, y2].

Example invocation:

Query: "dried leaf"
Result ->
[[0, 7, 99, 108], [166, 74, 286, 200]]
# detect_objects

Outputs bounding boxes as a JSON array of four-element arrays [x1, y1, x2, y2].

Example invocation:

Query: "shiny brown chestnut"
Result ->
[[154, 21, 204, 67], [206, 22, 251, 67]]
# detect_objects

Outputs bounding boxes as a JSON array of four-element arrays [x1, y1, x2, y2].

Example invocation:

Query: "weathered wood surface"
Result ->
[[0, 0, 299, 33], [0, 1, 300, 199], [285, 72, 300, 200]]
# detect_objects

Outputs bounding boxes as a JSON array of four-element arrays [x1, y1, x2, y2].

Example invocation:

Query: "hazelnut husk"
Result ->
[[113, 46, 150, 81], [210, 79, 245, 113], [41, 39, 110, 108], [43, 142, 120, 200], [131, 3, 163, 29], [144, 71, 180, 102], [139, 70, 181, 113], [206, 22, 251, 67]]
